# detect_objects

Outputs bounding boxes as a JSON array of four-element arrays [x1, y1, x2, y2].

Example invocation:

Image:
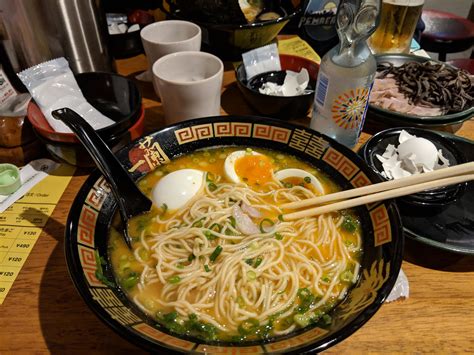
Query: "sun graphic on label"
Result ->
[[331, 88, 370, 129]]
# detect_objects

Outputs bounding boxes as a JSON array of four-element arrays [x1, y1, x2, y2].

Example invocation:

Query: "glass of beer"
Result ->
[[368, 0, 424, 54]]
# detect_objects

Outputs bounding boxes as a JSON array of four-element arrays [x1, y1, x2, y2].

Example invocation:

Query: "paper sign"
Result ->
[[0, 163, 74, 304]]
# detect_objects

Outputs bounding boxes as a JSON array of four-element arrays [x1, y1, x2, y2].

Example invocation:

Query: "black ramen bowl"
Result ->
[[236, 54, 319, 119], [359, 127, 467, 208], [367, 54, 474, 130], [65, 116, 403, 353], [159, 0, 301, 60]]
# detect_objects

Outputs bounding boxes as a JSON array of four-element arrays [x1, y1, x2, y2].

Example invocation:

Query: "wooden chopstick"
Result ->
[[282, 161, 474, 210], [283, 173, 474, 221]]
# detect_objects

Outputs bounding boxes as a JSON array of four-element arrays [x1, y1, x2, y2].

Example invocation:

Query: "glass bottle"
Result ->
[[310, 0, 381, 148]]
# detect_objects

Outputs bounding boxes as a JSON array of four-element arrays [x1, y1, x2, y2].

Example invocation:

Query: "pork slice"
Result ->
[[372, 77, 398, 92], [406, 105, 443, 117], [386, 97, 413, 113]]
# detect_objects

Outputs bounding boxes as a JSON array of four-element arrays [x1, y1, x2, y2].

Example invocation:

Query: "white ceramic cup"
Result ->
[[140, 20, 202, 92], [152, 51, 224, 124]]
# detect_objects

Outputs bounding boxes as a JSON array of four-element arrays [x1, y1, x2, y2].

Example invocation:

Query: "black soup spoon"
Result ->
[[52, 108, 152, 248]]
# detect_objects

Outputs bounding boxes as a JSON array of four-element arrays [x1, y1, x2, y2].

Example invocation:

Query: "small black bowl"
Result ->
[[108, 25, 144, 59], [359, 127, 467, 207], [236, 54, 319, 119]]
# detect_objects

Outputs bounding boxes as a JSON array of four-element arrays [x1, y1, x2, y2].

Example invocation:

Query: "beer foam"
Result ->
[[383, 0, 424, 6]]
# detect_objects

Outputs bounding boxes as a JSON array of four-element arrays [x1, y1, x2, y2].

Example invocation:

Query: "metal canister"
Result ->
[[0, 0, 113, 74]]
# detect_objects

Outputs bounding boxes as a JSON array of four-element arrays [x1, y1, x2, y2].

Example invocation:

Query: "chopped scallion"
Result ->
[[204, 230, 217, 241], [254, 257, 263, 268], [342, 215, 358, 233], [304, 176, 311, 184], [204, 264, 211, 272], [168, 275, 181, 284], [340, 270, 354, 282], [259, 218, 275, 233], [274, 232, 283, 240], [210, 245, 223, 262], [160, 203, 168, 216], [122, 273, 139, 289], [294, 313, 310, 328], [247, 270, 257, 281], [238, 318, 259, 335], [209, 223, 222, 233], [205, 172, 215, 182], [192, 217, 205, 228]]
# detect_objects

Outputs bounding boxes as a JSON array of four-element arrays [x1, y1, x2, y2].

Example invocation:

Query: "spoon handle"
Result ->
[[52, 108, 152, 246]]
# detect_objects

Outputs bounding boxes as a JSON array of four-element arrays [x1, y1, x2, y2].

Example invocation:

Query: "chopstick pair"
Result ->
[[282, 162, 474, 220]]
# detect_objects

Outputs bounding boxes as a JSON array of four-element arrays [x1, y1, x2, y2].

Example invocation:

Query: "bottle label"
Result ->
[[314, 68, 373, 132], [0, 67, 16, 106], [315, 72, 330, 106]]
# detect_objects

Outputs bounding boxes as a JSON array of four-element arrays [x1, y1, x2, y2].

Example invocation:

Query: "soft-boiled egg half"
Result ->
[[224, 150, 274, 185], [274, 168, 325, 195], [152, 169, 204, 210]]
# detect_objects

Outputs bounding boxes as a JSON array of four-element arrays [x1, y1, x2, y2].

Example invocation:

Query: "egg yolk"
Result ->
[[234, 155, 273, 185]]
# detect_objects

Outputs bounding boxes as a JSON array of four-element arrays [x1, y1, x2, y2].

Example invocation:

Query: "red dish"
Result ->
[[27, 103, 144, 144], [34, 105, 146, 167]]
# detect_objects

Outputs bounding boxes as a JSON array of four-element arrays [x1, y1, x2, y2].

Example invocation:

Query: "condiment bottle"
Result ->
[[310, 0, 381, 148]]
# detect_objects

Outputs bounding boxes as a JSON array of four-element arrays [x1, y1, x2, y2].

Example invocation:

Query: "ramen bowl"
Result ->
[[65, 116, 403, 353]]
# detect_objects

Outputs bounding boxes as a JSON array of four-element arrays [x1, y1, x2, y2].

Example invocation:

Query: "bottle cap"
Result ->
[[0, 163, 21, 195]]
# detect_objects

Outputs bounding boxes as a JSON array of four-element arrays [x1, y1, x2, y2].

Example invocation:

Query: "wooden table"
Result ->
[[1, 54, 473, 354]]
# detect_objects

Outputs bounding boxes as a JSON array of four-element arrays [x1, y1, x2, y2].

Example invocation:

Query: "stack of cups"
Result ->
[[140, 20, 224, 125]]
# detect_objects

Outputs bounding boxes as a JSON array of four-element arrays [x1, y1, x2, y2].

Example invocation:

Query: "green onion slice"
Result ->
[[168, 275, 181, 284], [259, 218, 275, 233], [210, 223, 222, 233], [192, 217, 205, 228], [210, 245, 223, 262], [160, 203, 168, 216], [238, 318, 259, 335]]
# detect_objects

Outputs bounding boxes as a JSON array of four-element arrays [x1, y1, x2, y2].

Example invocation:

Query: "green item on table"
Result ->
[[0, 163, 21, 195]]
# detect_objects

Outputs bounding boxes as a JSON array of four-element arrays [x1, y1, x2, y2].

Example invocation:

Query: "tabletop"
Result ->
[[1, 53, 473, 354]]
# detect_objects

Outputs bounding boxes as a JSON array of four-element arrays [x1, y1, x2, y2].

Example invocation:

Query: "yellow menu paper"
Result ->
[[0, 163, 74, 304], [277, 36, 321, 64]]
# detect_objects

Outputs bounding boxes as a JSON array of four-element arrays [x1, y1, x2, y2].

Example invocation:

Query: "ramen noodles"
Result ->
[[108, 147, 362, 342]]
